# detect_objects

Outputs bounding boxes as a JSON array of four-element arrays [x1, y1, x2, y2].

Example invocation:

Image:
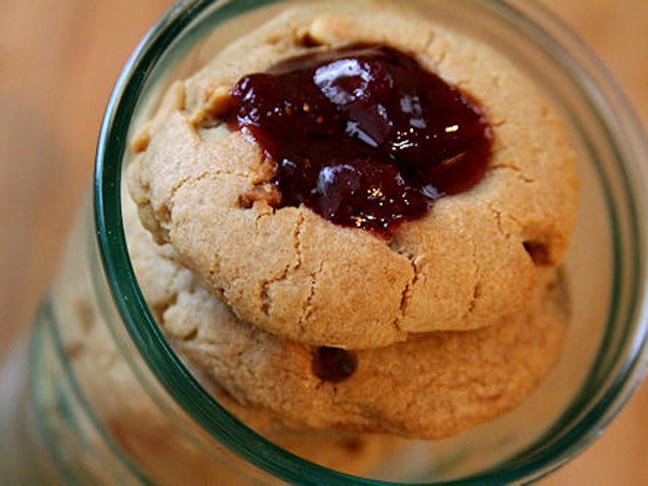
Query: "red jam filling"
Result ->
[[228, 44, 492, 234]]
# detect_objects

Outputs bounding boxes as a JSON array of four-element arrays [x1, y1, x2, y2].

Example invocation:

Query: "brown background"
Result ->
[[1, 1, 646, 484]]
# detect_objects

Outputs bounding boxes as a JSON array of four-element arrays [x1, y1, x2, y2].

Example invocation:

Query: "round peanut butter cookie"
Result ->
[[128, 0, 578, 349], [127, 198, 568, 440]]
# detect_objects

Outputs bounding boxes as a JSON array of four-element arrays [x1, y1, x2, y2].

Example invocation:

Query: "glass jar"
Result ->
[[1, 0, 647, 484]]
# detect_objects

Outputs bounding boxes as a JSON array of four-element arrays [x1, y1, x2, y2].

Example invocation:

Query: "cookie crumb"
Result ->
[[192, 84, 233, 126], [238, 184, 282, 209]]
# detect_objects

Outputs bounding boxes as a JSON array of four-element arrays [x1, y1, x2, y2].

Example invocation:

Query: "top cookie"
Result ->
[[128, 0, 578, 349]]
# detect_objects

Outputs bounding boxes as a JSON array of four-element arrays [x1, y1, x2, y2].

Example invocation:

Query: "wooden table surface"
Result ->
[[1, 1, 646, 484]]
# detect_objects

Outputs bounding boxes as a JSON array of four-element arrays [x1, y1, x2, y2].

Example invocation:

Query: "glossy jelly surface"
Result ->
[[229, 44, 492, 233]]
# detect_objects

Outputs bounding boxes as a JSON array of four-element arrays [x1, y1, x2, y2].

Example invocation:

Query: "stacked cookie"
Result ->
[[127, 1, 577, 442]]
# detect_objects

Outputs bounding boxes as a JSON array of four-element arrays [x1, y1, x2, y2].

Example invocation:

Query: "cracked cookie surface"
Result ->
[[128, 0, 578, 349], [126, 197, 568, 439]]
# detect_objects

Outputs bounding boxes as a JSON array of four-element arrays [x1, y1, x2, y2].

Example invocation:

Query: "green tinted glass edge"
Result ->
[[94, 1, 648, 485]]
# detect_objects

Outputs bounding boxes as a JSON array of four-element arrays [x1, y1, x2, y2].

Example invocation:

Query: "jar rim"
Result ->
[[94, 0, 648, 484]]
